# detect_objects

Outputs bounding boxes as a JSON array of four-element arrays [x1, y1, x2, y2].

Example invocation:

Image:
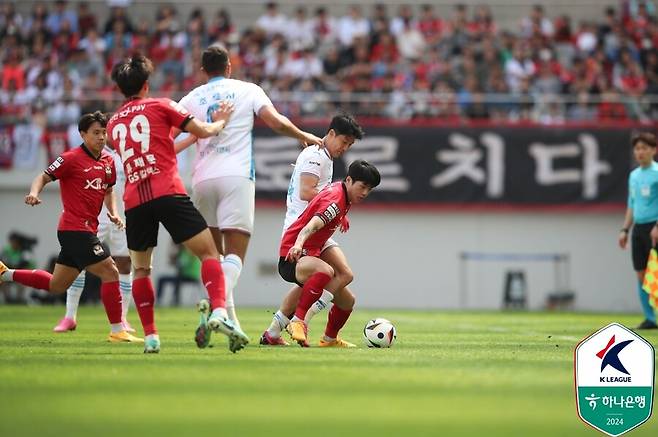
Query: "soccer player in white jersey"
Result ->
[[260, 114, 365, 346], [53, 145, 141, 343], [175, 45, 322, 329]]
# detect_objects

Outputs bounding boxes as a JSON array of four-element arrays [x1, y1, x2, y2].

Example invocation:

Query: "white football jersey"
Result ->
[[283, 145, 333, 231], [99, 145, 125, 223], [179, 77, 273, 186]]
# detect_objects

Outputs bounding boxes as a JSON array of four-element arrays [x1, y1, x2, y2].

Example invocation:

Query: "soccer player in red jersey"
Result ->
[[261, 114, 365, 347], [278, 160, 380, 347], [106, 55, 248, 353], [0, 112, 136, 341]]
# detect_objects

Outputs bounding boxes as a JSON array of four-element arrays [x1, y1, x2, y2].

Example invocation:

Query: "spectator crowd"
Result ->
[[1, 0, 658, 127]]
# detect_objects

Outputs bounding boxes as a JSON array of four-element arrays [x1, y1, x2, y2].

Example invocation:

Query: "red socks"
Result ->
[[100, 281, 122, 325], [201, 259, 226, 310], [324, 305, 352, 339], [12, 270, 52, 291], [132, 277, 157, 336], [294, 272, 332, 320]]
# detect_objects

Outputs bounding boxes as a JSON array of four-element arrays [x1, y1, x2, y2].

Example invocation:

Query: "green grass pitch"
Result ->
[[0, 306, 656, 437]]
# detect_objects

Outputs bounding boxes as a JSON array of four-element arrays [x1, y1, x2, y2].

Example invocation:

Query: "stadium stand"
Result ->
[[0, 0, 657, 135]]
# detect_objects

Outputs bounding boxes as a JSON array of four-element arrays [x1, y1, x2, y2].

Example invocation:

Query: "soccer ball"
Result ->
[[363, 318, 396, 348]]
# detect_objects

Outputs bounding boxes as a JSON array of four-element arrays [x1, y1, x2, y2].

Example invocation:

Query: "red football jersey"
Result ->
[[107, 97, 194, 210], [45, 145, 116, 233], [279, 182, 350, 258]]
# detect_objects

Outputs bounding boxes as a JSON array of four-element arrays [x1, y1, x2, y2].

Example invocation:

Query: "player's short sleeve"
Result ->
[[107, 159, 117, 188], [161, 98, 194, 131], [178, 93, 203, 121], [627, 175, 634, 209], [311, 190, 343, 225], [314, 200, 342, 225], [298, 150, 323, 178], [45, 153, 70, 180], [250, 83, 273, 115]]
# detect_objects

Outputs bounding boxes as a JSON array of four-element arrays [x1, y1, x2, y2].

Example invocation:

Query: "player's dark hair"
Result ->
[[346, 160, 381, 188], [78, 111, 108, 132], [328, 113, 364, 140], [111, 54, 154, 98], [631, 132, 657, 148], [202, 45, 230, 76]]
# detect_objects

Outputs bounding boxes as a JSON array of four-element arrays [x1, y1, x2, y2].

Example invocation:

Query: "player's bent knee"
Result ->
[[98, 265, 120, 283], [320, 265, 335, 278], [337, 269, 354, 286], [133, 267, 152, 278], [48, 277, 71, 294]]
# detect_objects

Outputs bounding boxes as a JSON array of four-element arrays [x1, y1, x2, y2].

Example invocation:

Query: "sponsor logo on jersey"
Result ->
[[84, 178, 107, 191], [92, 244, 104, 256], [111, 104, 146, 120]]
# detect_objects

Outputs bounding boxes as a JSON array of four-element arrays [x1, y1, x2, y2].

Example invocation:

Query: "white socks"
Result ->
[[63, 272, 131, 323], [266, 290, 334, 338], [64, 271, 85, 320], [266, 310, 291, 338], [304, 290, 333, 325], [0, 269, 14, 281], [222, 254, 242, 326], [119, 273, 132, 321], [211, 307, 228, 320]]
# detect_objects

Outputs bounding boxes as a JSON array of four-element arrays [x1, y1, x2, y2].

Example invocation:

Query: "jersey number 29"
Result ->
[[112, 115, 151, 163]]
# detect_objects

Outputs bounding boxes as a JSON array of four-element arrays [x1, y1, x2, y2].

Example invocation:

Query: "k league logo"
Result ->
[[597, 335, 633, 378], [575, 323, 655, 436]]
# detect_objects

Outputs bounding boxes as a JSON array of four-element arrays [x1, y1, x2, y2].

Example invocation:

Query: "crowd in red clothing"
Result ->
[[1, 1, 658, 123]]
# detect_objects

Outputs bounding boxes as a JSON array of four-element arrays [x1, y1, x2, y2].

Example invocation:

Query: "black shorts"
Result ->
[[278, 257, 302, 286], [125, 195, 208, 251], [57, 231, 110, 271], [632, 222, 655, 271]]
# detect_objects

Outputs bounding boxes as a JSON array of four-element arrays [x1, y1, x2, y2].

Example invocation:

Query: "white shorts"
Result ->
[[97, 220, 129, 257], [193, 176, 255, 234], [322, 238, 339, 253]]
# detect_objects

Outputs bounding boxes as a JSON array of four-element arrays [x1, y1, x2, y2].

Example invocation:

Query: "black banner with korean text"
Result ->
[[253, 125, 634, 206]]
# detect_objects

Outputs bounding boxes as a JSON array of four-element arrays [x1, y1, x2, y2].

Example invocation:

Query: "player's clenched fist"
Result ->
[[25, 194, 41, 206], [286, 245, 303, 262]]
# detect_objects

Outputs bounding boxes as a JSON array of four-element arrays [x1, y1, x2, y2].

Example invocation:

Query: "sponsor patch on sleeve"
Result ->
[[320, 202, 340, 223], [47, 156, 64, 173]]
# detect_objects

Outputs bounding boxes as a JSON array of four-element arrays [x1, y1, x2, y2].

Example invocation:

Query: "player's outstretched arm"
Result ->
[[24, 173, 52, 206], [258, 105, 322, 147], [299, 174, 320, 201], [287, 216, 326, 262], [104, 187, 124, 230], [174, 134, 198, 154], [185, 101, 234, 139]]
